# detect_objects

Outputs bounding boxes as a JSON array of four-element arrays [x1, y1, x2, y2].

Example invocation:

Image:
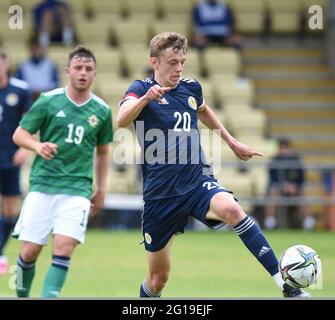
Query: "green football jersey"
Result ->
[[20, 87, 113, 199]]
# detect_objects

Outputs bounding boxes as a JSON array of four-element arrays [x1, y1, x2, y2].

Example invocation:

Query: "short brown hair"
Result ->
[[149, 32, 188, 58], [68, 45, 96, 66]]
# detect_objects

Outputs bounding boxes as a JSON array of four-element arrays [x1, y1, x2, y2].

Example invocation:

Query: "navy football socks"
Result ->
[[234, 216, 279, 276], [140, 279, 161, 298]]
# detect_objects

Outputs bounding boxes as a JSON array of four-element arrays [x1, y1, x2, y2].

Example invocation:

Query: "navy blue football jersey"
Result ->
[[120, 77, 211, 201], [0, 78, 31, 168]]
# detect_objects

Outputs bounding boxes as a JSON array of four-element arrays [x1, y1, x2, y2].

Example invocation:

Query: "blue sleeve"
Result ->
[[190, 79, 204, 109], [126, 80, 147, 97], [119, 80, 147, 106]]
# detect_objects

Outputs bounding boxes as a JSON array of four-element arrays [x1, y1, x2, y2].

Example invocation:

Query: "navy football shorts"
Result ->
[[0, 167, 21, 196], [142, 175, 236, 252]]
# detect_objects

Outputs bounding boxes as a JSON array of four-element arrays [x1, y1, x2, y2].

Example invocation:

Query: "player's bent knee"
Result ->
[[21, 244, 42, 262], [149, 271, 169, 293], [53, 235, 79, 257], [53, 243, 77, 257], [217, 202, 245, 225]]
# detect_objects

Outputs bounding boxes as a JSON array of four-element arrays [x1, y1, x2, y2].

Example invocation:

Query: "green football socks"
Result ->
[[42, 255, 70, 298], [16, 255, 36, 297]]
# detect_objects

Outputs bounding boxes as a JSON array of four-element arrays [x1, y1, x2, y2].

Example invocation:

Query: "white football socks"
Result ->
[[272, 272, 285, 290]]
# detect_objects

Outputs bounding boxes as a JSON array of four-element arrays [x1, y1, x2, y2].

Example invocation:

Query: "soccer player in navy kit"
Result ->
[[0, 50, 31, 274], [117, 32, 309, 298]]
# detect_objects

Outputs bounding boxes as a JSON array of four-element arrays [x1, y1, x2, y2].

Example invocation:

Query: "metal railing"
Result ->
[[104, 161, 335, 210]]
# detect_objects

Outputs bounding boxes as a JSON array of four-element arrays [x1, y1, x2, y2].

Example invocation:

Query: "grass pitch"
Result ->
[[0, 229, 334, 298]]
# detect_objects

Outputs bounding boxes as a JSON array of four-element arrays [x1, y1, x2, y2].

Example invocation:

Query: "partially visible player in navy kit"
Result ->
[[0, 50, 31, 274], [117, 32, 310, 298]]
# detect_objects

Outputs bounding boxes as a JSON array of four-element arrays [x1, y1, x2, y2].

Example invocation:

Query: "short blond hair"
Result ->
[[149, 32, 188, 58]]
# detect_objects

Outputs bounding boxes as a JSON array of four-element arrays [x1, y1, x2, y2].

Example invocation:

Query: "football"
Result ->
[[279, 245, 321, 288]]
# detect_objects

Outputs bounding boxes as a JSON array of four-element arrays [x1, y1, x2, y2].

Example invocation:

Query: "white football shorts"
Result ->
[[13, 192, 91, 245]]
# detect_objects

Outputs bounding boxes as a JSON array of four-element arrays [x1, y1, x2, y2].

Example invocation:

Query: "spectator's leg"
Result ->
[[224, 34, 243, 51], [58, 6, 75, 46], [297, 190, 315, 230], [193, 33, 208, 51], [264, 188, 279, 230], [39, 10, 53, 48]]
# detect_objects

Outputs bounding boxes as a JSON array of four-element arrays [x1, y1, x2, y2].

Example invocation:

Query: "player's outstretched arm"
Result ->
[[117, 85, 170, 128], [198, 103, 263, 161], [13, 126, 58, 160]]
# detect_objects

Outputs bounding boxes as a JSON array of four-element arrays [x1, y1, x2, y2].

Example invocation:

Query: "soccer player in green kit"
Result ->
[[12, 46, 113, 298]]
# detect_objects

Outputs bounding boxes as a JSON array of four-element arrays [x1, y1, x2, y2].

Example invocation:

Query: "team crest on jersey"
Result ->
[[6, 93, 18, 106], [144, 233, 152, 245], [88, 115, 99, 127], [188, 96, 197, 110]]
